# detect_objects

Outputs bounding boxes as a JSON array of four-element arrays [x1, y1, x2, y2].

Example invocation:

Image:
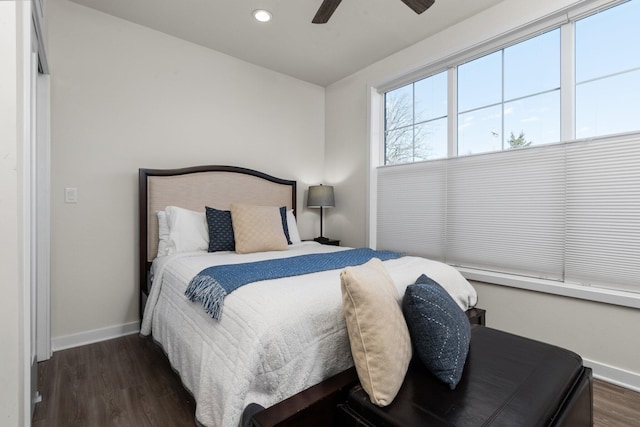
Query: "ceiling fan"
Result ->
[[312, 0, 435, 24]]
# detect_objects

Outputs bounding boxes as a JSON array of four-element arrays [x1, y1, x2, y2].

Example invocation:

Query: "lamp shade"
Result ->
[[307, 185, 335, 208]]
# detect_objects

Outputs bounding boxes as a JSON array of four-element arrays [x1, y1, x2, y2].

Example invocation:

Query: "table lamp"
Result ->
[[307, 184, 335, 243]]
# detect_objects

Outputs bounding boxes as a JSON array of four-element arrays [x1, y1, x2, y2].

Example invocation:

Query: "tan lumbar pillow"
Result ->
[[340, 258, 412, 406], [230, 203, 288, 254]]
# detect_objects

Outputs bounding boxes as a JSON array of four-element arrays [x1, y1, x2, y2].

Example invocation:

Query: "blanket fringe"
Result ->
[[185, 275, 227, 320]]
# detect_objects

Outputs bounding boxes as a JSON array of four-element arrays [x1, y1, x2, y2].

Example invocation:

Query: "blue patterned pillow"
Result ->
[[402, 274, 470, 389], [205, 207, 235, 252], [279, 206, 292, 245]]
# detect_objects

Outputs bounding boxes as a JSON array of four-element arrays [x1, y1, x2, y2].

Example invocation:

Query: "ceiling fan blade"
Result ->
[[312, 0, 343, 24], [400, 0, 435, 15]]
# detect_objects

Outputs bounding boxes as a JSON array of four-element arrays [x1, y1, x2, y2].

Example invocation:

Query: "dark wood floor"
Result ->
[[593, 379, 640, 426], [33, 335, 196, 427], [34, 335, 640, 427]]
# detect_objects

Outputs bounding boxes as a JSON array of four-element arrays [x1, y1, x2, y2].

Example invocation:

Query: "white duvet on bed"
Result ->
[[140, 242, 477, 427]]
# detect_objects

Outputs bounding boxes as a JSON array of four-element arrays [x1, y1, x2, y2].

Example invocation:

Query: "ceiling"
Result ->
[[69, 0, 504, 87]]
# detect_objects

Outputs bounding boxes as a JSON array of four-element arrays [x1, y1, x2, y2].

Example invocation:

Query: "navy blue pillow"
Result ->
[[205, 206, 235, 252], [402, 274, 470, 390], [279, 206, 292, 245]]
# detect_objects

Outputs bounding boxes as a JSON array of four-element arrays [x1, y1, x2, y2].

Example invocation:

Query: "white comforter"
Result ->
[[140, 242, 477, 427]]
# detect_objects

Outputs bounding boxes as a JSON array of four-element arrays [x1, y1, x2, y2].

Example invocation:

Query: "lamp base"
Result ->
[[310, 236, 340, 246]]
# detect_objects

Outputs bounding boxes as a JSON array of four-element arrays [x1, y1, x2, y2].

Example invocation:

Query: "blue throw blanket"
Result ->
[[185, 248, 402, 320]]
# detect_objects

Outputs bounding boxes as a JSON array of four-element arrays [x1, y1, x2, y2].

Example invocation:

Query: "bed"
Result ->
[[138, 165, 479, 427]]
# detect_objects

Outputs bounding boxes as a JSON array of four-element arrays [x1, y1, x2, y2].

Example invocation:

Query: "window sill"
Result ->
[[458, 267, 640, 310]]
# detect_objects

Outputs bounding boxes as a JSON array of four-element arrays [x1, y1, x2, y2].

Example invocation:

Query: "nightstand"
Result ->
[[466, 308, 486, 326], [305, 237, 340, 246]]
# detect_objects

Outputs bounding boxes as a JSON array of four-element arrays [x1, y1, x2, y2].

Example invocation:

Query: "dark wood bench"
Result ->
[[246, 321, 592, 427], [337, 326, 592, 427]]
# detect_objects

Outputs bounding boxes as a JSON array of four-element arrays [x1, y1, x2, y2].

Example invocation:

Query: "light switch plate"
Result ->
[[64, 187, 77, 204]]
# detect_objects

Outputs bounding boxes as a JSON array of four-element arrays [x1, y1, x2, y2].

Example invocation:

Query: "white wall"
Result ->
[[47, 0, 326, 344], [324, 0, 640, 388], [0, 4, 21, 423], [0, 2, 26, 425]]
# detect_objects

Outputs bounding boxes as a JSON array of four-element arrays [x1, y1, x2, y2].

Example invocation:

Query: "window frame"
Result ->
[[381, 0, 640, 163]]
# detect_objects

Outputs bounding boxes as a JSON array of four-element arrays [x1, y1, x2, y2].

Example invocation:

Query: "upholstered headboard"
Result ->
[[138, 165, 296, 316]]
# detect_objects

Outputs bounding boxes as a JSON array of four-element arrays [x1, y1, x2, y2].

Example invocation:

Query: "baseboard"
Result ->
[[584, 358, 640, 393], [51, 321, 140, 352]]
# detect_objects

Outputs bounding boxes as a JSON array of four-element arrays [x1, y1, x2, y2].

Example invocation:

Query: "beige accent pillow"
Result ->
[[340, 258, 412, 407], [230, 203, 288, 254]]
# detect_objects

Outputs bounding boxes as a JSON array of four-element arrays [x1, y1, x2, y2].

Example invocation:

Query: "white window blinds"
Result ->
[[446, 144, 566, 280], [565, 137, 640, 293], [377, 161, 446, 261], [376, 136, 640, 294]]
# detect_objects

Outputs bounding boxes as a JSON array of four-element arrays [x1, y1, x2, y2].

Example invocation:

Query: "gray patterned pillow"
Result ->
[[402, 274, 470, 389], [205, 207, 235, 252]]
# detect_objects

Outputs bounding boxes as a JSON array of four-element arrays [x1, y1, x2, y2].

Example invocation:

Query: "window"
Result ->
[[459, 32, 561, 154], [575, 0, 640, 138], [384, 0, 640, 162], [384, 71, 447, 164], [458, 30, 561, 155], [376, 0, 640, 301], [457, 51, 503, 155]]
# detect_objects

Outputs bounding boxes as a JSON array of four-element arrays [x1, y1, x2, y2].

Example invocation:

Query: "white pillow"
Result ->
[[156, 210, 171, 257], [164, 206, 209, 253], [286, 209, 302, 244]]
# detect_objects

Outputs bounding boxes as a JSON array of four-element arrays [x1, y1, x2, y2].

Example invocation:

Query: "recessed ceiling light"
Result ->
[[253, 9, 272, 23]]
